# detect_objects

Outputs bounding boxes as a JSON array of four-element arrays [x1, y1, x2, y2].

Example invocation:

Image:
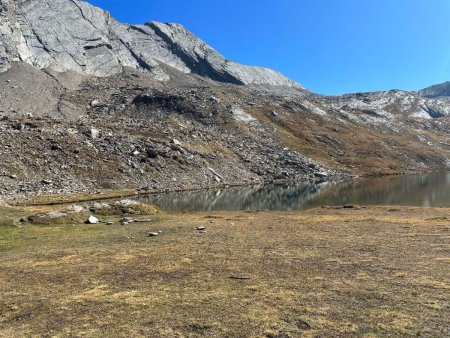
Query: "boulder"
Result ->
[[146, 148, 158, 158], [171, 139, 182, 146], [90, 99, 100, 107], [86, 215, 100, 224], [28, 205, 89, 225], [89, 199, 160, 216], [90, 128, 100, 140]]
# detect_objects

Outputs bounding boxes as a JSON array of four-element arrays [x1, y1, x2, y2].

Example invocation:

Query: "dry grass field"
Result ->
[[0, 205, 449, 337]]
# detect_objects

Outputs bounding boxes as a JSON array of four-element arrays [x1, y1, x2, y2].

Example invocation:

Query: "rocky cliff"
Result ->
[[0, 0, 299, 87], [419, 81, 450, 99]]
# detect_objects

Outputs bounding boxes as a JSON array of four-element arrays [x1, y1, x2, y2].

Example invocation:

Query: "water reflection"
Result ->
[[310, 172, 450, 208], [138, 172, 450, 211]]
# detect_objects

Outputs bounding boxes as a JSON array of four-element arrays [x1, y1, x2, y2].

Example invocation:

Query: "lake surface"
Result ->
[[138, 172, 450, 211]]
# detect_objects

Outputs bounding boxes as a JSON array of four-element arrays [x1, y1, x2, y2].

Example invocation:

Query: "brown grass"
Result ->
[[0, 206, 449, 337], [249, 104, 450, 176]]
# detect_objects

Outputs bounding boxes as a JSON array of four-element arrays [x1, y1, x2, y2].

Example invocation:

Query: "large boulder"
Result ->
[[89, 199, 160, 216], [27, 205, 89, 225]]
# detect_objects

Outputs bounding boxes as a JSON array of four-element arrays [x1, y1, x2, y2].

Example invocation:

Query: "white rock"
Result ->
[[231, 106, 257, 124], [90, 128, 100, 140], [86, 216, 100, 224]]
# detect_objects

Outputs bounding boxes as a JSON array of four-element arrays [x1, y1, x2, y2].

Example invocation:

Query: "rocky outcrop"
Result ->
[[0, 0, 300, 87], [320, 89, 450, 121]]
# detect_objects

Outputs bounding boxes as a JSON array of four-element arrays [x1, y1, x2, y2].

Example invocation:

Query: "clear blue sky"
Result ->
[[85, 0, 450, 95]]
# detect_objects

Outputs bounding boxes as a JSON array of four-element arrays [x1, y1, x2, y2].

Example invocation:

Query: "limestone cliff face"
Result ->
[[0, 0, 300, 87]]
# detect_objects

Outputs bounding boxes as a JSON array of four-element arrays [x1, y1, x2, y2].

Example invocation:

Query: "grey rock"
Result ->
[[46, 211, 66, 219], [90, 99, 100, 107], [314, 172, 328, 178], [11, 122, 25, 131], [0, 0, 300, 88], [146, 148, 158, 158], [66, 205, 85, 213], [120, 217, 134, 225], [210, 96, 220, 103], [90, 128, 100, 139], [419, 81, 450, 98], [171, 138, 182, 146], [115, 199, 139, 207]]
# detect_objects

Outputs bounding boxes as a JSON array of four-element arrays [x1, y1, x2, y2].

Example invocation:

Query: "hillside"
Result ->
[[0, 0, 449, 199]]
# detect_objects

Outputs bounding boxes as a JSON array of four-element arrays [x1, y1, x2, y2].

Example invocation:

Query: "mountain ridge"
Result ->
[[0, 0, 300, 87], [0, 0, 449, 199], [418, 81, 450, 99]]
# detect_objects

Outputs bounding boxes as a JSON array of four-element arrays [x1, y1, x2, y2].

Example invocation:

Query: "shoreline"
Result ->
[[3, 169, 447, 208]]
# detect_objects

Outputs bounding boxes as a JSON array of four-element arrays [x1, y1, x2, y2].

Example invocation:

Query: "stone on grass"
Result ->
[[86, 215, 100, 224]]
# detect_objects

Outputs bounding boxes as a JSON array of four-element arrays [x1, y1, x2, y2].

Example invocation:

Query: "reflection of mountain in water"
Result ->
[[139, 173, 450, 211], [310, 172, 450, 208], [138, 182, 334, 211]]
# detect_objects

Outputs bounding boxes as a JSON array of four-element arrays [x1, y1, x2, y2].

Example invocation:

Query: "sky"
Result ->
[[85, 0, 450, 95]]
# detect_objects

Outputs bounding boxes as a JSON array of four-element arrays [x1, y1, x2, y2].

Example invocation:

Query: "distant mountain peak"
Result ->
[[0, 0, 301, 88], [418, 81, 450, 98]]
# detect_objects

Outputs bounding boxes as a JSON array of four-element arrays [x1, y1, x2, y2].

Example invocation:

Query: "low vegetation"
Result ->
[[0, 205, 449, 337]]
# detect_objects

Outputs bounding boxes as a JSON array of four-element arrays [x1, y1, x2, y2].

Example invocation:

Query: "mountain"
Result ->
[[0, 0, 449, 199], [419, 81, 450, 99], [0, 0, 299, 87]]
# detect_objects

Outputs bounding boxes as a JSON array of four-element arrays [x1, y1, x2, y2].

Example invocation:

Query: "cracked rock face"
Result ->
[[0, 0, 300, 87]]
